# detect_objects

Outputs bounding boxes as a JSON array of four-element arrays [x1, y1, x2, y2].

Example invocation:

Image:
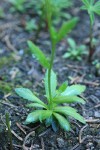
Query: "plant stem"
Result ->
[[90, 21, 93, 49], [48, 42, 56, 103], [88, 20, 94, 62], [45, 0, 56, 105], [6, 113, 13, 150], [48, 26, 56, 106]]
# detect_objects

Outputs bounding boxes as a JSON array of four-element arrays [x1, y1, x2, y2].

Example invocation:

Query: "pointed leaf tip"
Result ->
[[15, 88, 44, 105], [53, 113, 70, 131], [27, 40, 50, 69]]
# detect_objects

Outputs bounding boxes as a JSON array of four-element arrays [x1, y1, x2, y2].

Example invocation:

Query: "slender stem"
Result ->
[[45, 0, 56, 105], [47, 20, 56, 105], [48, 42, 56, 103], [88, 20, 94, 62], [35, 7, 44, 40], [6, 113, 13, 150], [90, 21, 93, 50]]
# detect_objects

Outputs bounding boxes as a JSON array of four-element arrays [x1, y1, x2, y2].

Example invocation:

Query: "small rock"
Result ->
[[94, 111, 100, 118], [86, 142, 94, 149], [9, 67, 19, 79], [95, 90, 100, 97], [33, 144, 39, 148], [57, 138, 65, 148], [18, 49, 24, 56]]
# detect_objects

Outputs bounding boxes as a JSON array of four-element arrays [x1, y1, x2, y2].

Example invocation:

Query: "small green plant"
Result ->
[[81, 0, 100, 62], [63, 38, 87, 60], [15, 0, 86, 131], [96, 62, 100, 76], [92, 59, 100, 76], [0, 8, 5, 18], [6, 113, 13, 150], [44, 0, 72, 25], [25, 19, 38, 32], [26, 0, 72, 37], [27, 0, 72, 19], [46, 0, 72, 24], [8, 0, 26, 12]]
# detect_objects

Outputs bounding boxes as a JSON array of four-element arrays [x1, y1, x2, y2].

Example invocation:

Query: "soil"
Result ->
[[0, 0, 100, 150]]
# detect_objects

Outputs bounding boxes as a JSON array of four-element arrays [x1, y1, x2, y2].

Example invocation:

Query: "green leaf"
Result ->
[[44, 0, 52, 22], [9, 0, 26, 5], [53, 95, 85, 104], [54, 106, 86, 124], [44, 70, 57, 100], [81, 0, 90, 7], [51, 117, 59, 132], [63, 52, 71, 58], [61, 84, 86, 96], [94, 1, 100, 15], [54, 106, 78, 112], [39, 110, 52, 122], [15, 88, 45, 105], [28, 41, 50, 69], [90, 0, 95, 5], [54, 106, 77, 112], [57, 17, 78, 42], [81, 0, 100, 25], [81, 5, 87, 10], [45, 117, 52, 127], [26, 103, 47, 109], [58, 82, 68, 94], [53, 112, 70, 131], [67, 38, 76, 49], [50, 27, 57, 43], [26, 110, 52, 124], [25, 110, 42, 123]]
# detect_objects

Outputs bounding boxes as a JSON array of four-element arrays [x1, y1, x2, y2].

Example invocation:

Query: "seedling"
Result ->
[[63, 38, 87, 61], [25, 19, 37, 32], [43, 0, 72, 25], [8, 0, 26, 12], [6, 113, 13, 150], [27, 0, 72, 19], [46, 0, 72, 24], [26, 0, 72, 39], [15, 0, 86, 132], [96, 62, 100, 76], [81, 0, 100, 62]]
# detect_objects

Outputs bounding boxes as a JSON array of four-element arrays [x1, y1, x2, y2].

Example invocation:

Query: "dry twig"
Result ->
[[39, 128, 51, 137], [16, 122, 26, 135], [41, 137, 45, 150], [3, 35, 17, 52], [0, 101, 18, 109], [79, 124, 88, 143], [85, 119, 100, 123], [13, 144, 22, 148], [11, 130, 23, 141], [70, 143, 80, 150], [23, 130, 35, 150]]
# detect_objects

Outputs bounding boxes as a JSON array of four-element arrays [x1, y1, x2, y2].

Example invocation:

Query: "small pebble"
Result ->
[[18, 49, 24, 56], [57, 138, 65, 148], [86, 142, 94, 150], [94, 111, 100, 118]]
